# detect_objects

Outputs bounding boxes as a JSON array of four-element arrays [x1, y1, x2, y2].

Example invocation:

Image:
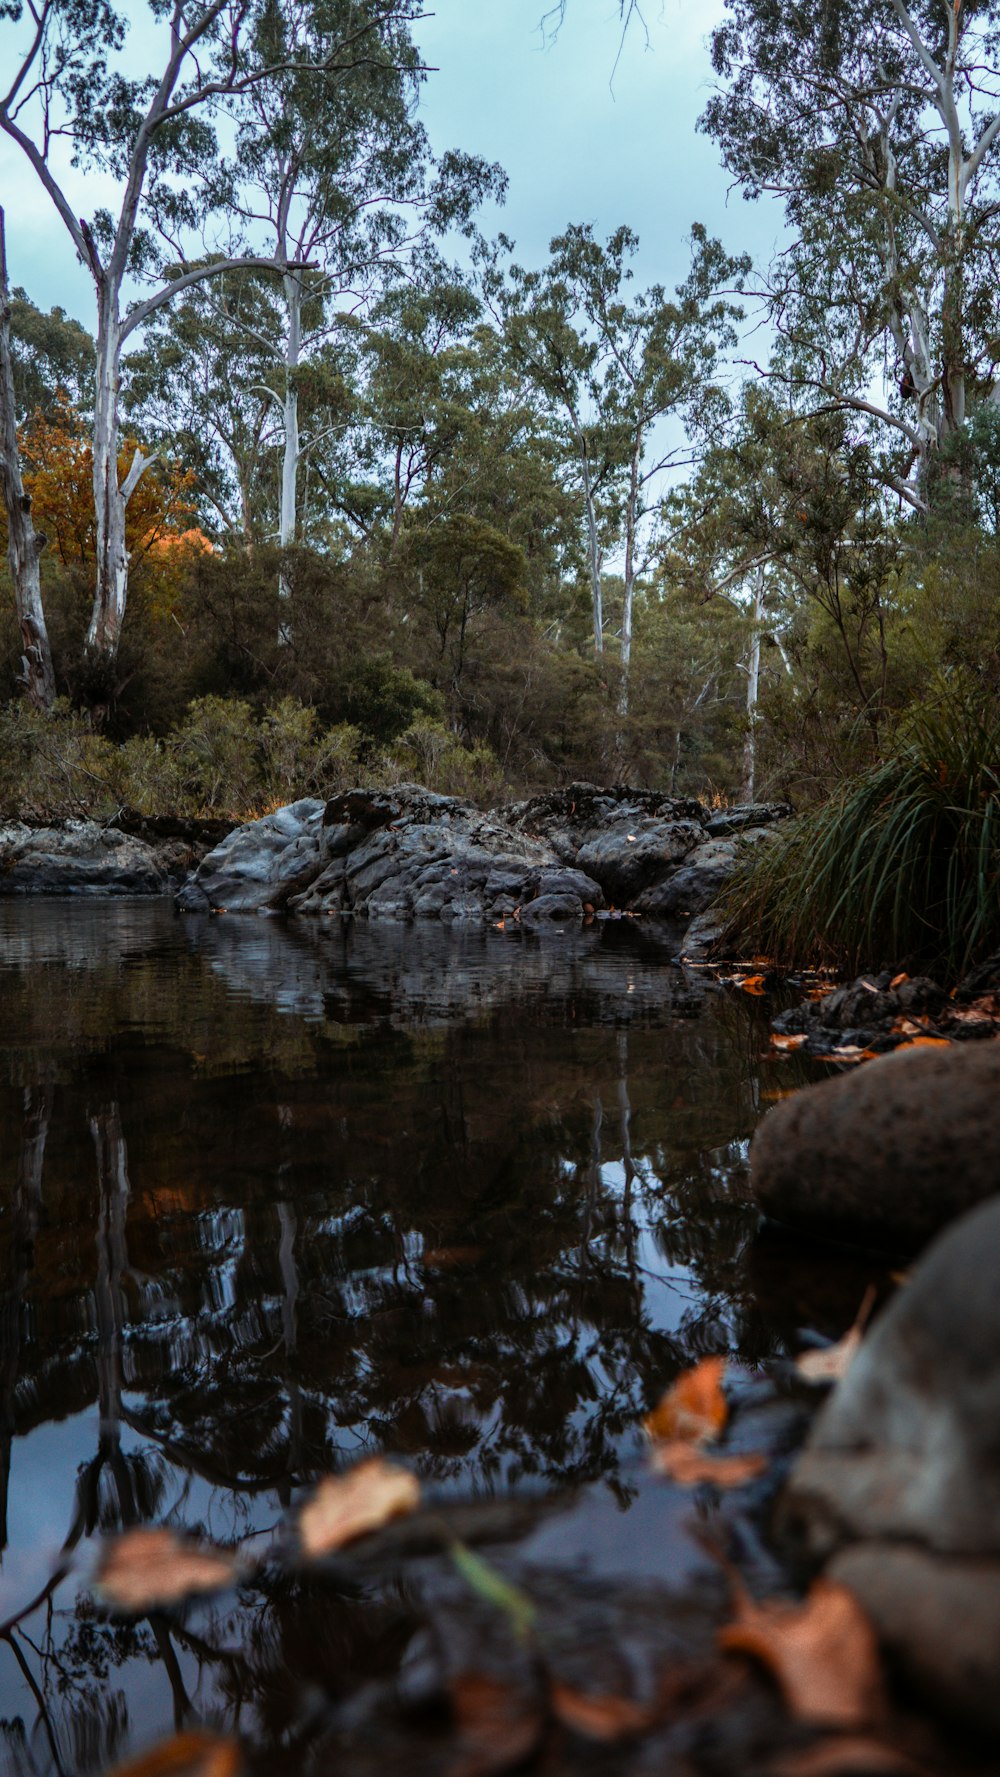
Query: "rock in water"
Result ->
[[783, 1196, 1000, 1729], [749, 1042, 1000, 1247], [0, 821, 167, 895]]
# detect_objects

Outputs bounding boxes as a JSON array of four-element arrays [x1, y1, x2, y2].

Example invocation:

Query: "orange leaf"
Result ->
[[889, 972, 909, 989], [298, 1458, 420, 1558], [894, 1035, 950, 1051], [551, 1681, 652, 1741], [771, 1034, 807, 1051], [105, 1735, 241, 1777], [719, 1578, 884, 1728], [650, 1442, 767, 1487], [95, 1528, 238, 1613], [644, 1356, 727, 1446], [739, 974, 767, 995]]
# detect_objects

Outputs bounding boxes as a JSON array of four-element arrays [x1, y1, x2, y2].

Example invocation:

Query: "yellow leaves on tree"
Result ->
[[10, 393, 196, 584]]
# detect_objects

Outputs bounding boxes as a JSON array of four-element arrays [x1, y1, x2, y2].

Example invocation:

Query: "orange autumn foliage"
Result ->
[[10, 393, 196, 575]]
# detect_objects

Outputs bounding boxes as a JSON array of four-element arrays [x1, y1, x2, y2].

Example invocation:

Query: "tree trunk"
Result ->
[[278, 272, 301, 638], [618, 437, 641, 718], [87, 296, 130, 665], [740, 567, 764, 804], [578, 436, 603, 655], [0, 210, 55, 710]]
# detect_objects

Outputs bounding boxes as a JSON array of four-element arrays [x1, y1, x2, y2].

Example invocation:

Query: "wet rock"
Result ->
[[704, 801, 792, 837], [175, 879, 212, 915], [0, 821, 168, 896], [677, 909, 725, 961], [191, 798, 327, 912], [750, 1041, 1000, 1247], [518, 892, 584, 930], [783, 1197, 1000, 1729]]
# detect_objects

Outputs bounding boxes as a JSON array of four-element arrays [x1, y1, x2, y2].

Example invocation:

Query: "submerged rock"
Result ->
[[0, 821, 167, 896], [783, 1197, 1000, 1729], [749, 1041, 1000, 1247]]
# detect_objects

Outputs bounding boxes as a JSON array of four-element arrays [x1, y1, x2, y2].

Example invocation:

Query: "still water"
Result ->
[[0, 903, 839, 1775]]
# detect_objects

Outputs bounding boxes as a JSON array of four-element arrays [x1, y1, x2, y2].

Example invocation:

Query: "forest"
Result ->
[[1, 0, 1000, 881]]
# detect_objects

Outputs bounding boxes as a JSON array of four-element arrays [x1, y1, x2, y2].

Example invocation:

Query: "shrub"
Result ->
[[721, 681, 1000, 975]]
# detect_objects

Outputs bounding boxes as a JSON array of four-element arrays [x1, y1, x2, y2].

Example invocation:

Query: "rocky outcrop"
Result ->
[[0, 820, 168, 896], [749, 1041, 1000, 1248], [783, 1197, 1000, 1729], [178, 782, 790, 930]]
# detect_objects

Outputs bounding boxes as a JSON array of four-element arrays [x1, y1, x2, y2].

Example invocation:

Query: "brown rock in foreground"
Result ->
[[749, 1041, 1000, 1248]]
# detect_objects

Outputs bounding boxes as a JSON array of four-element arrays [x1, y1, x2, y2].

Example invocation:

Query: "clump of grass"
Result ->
[[721, 683, 1000, 976]]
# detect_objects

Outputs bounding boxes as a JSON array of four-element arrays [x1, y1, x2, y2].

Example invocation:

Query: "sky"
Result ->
[[0, 0, 786, 327]]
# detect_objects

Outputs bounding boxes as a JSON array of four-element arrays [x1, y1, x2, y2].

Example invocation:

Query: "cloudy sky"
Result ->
[[0, 0, 784, 325]]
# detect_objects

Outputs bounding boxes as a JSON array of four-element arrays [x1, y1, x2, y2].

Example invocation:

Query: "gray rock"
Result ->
[[519, 892, 585, 930], [783, 1198, 1000, 1730], [175, 879, 212, 915], [633, 838, 736, 918], [576, 818, 704, 906], [704, 801, 792, 837], [190, 799, 326, 913], [750, 1042, 1000, 1247], [0, 821, 168, 896], [676, 909, 725, 961]]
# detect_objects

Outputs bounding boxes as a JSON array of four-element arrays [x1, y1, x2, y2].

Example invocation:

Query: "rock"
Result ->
[[782, 1198, 1000, 1730], [175, 879, 212, 915], [518, 892, 584, 930], [0, 821, 168, 896], [575, 817, 705, 906], [190, 799, 327, 913], [675, 909, 725, 962], [633, 838, 736, 918], [703, 801, 792, 837], [749, 1041, 1000, 1247]]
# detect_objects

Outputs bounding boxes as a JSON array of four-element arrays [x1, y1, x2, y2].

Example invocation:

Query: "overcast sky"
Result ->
[[0, 0, 784, 326]]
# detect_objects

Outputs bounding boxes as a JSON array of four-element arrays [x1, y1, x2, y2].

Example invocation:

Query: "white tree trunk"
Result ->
[[740, 568, 764, 804], [617, 438, 641, 718], [87, 299, 130, 666], [0, 209, 55, 709], [277, 272, 301, 638]]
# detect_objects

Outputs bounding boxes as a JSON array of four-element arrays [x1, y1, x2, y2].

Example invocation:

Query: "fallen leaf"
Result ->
[[644, 1355, 727, 1446], [551, 1681, 653, 1741], [761, 1087, 799, 1102], [450, 1672, 545, 1776], [889, 972, 910, 990], [298, 1458, 420, 1558], [739, 974, 768, 995], [95, 1529, 238, 1613], [104, 1735, 242, 1777], [719, 1578, 884, 1728], [450, 1541, 536, 1641], [769, 1736, 928, 1775], [771, 1033, 807, 1052], [650, 1442, 768, 1487], [626, 833, 637, 841], [796, 1286, 877, 1386]]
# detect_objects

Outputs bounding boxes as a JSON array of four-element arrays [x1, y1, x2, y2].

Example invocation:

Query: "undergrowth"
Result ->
[[721, 683, 1000, 975]]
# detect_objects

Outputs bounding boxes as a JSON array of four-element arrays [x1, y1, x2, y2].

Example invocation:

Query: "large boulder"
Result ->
[[0, 821, 168, 896], [783, 1197, 1000, 1729], [186, 798, 327, 913], [749, 1041, 1000, 1247]]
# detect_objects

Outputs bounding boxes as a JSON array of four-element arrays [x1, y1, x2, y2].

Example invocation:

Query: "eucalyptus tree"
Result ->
[[222, 0, 502, 610], [548, 223, 747, 712], [0, 0, 428, 676], [496, 252, 617, 657], [0, 209, 55, 707], [701, 0, 1000, 514]]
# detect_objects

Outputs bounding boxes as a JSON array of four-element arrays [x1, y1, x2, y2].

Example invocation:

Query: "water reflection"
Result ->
[[0, 904, 792, 1774]]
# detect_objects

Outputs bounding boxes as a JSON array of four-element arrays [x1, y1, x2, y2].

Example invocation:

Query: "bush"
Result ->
[[722, 681, 1000, 975]]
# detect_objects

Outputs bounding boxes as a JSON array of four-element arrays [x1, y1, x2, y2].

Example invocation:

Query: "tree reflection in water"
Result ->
[[0, 906, 804, 1774]]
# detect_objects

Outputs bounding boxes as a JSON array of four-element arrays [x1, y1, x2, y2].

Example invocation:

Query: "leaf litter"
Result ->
[[644, 1354, 767, 1487]]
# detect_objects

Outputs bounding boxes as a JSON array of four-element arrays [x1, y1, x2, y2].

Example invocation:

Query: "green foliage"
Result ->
[[387, 717, 505, 803], [342, 658, 442, 746], [722, 682, 1000, 974]]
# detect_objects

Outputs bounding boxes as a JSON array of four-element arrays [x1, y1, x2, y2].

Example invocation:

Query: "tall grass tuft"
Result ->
[[721, 684, 1000, 975]]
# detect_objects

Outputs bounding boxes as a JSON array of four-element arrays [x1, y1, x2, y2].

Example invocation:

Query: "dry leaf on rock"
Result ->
[[719, 1578, 884, 1729], [95, 1528, 239, 1613], [769, 1735, 928, 1776], [740, 974, 768, 995], [449, 1671, 546, 1777], [105, 1734, 241, 1777], [551, 1680, 653, 1741], [650, 1441, 767, 1488], [796, 1287, 877, 1386], [298, 1457, 420, 1558], [644, 1355, 728, 1446]]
